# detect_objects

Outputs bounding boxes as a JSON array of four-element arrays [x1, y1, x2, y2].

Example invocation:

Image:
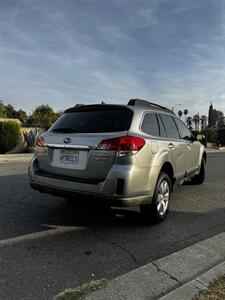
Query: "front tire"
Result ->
[[140, 172, 171, 224]]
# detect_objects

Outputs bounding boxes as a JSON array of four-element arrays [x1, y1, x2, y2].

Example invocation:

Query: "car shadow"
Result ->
[[1, 172, 225, 243]]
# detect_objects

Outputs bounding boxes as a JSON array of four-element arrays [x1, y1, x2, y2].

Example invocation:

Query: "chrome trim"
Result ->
[[46, 144, 93, 150]]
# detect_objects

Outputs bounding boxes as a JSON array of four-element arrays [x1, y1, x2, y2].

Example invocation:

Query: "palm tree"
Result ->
[[183, 109, 188, 122], [200, 115, 207, 131], [193, 114, 200, 131], [178, 110, 183, 119], [186, 116, 193, 130]]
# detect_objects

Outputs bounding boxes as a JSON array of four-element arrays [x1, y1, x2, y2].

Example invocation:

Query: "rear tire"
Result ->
[[140, 172, 171, 224], [191, 158, 205, 185]]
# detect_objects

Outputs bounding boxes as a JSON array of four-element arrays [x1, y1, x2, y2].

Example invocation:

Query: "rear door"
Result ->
[[159, 114, 187, 180], [37, 105, 133, 182]]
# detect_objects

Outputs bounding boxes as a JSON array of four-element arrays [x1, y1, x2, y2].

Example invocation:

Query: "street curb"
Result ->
[[84, 232, 225, 300], [159, 261, 225, 300], [0, 153, 33, 163], [206, 149, 225, 153]]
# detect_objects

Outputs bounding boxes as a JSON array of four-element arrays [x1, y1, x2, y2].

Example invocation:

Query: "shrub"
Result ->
[[23, 128, 43, 153], [205, 128, 218, 144], [0, 120, 21, 154], [217, 128, 225, 146]]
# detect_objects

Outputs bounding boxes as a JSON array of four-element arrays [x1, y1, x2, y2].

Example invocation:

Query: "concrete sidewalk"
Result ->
[[0, 153, 33, 163], [84, 232, 225, 300], [206, 147, 225, 153], [160, 261, 225, 300]]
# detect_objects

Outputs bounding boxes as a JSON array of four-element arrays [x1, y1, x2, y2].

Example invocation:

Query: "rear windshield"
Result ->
[[50, 106, 133, 133]]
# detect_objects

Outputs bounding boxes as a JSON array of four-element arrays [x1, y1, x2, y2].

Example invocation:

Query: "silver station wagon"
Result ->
[[29, 99, 206, 223]]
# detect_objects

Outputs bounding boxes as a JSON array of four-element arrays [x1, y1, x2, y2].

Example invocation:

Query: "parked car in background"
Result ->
[[29, 99, 206, 223]]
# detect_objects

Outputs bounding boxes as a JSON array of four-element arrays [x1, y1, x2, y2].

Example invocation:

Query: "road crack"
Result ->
[[91, 226, 140, 267], [151, 261, 181, 285]]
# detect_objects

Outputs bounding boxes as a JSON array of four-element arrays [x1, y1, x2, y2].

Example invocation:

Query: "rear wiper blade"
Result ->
[[52, 128, 76, 133]]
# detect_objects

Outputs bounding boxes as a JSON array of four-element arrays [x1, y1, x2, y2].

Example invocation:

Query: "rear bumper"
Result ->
[[28, 157, 154, 207], [29, 181, 151, 207]]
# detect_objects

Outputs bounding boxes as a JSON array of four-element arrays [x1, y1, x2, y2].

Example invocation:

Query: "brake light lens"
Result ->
[[97, 136, 145, 156], [117, 136, 145, 151], [36, 135, 45, 147]]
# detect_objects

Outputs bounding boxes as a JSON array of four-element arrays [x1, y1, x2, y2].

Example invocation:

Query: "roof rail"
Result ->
[[75, 104, 84, 107], [128, 98, 175, 115]]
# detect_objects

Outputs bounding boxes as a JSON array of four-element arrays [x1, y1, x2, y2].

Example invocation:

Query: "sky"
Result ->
[[0, 0, 224, 116]]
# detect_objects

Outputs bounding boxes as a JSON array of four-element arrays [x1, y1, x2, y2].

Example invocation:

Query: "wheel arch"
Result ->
[[159, 161, 175, 189], [202, 151, 207, 163]]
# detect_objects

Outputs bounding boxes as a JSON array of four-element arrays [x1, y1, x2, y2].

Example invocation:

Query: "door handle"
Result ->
[[187, 143, 192, 149], [168, 143, 175, 150]]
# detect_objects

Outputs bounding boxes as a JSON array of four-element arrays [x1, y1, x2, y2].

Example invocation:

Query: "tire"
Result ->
[[140, 172, 171, 224], [191, 158, 205, 185]]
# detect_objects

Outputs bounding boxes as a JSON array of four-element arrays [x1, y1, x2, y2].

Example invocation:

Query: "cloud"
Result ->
[[0, 0, 223, 116]]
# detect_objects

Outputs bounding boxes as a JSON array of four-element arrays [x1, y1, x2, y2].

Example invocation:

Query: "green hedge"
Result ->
[[218, 128, 225, 146], [0, 120, 21, 154], [205, 128, 218, 143]]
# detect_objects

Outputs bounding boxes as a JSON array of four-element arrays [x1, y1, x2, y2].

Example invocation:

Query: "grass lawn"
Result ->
[[53, 279, 107, 300], [192, 275, 225, 300]]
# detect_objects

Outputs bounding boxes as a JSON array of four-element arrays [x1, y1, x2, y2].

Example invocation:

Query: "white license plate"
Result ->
[[60, 149, 79, 164]]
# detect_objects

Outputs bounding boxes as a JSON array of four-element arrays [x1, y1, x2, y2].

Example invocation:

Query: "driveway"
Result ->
[[0, 152, 225, 300]]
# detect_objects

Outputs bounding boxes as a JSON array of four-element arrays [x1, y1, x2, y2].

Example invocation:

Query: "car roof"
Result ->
[[64, 99, 175, 116]]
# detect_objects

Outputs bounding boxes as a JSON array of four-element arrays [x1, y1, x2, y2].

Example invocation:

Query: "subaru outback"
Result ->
[[29, 99, 206, 223]]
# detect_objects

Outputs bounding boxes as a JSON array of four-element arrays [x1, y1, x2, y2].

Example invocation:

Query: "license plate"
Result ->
[[60, 149, 79, 164]]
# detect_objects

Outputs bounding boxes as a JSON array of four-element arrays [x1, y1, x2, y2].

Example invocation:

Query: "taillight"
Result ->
[[97, 136, 145, 156], [36, 135, 45, 147], [117, 136, 145, 152]]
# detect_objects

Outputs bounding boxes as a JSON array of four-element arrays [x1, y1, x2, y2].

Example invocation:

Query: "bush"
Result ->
[[23, 128, 43, 153], [0, 120, 21, 154], [217, 128, 225, 146], [205, 128, 218, 143]]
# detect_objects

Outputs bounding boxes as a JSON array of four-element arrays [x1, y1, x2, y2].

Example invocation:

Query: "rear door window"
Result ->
[[157, 114, 167, 137], [141, 112, 159, 136], [50, 106, 133, 133], [160, 114, 180, 139]]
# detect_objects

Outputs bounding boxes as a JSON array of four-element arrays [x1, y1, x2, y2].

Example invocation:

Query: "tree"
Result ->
[[208, 102, 216, 127], [183, 109, 188, 122], [28, 104, 60, 129], [0, 100, 6, 118], [5, 104, 17, 118], [16, 109, 28, 124], [186, 116, 193, 130], [193, 114, 200, 131], [178, 110, 183, 119], [3, 104, 27, 124], [214, 110, 225, 128], [200, 115, 207, 131]]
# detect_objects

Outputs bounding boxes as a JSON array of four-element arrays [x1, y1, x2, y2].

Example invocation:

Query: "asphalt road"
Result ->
[[0, 153, 225, 300]]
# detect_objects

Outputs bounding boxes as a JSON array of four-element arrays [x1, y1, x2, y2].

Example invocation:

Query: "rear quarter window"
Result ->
[[141, 112, 159, 136]]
